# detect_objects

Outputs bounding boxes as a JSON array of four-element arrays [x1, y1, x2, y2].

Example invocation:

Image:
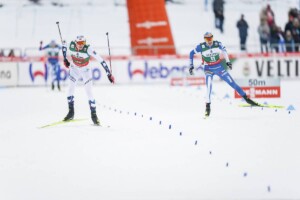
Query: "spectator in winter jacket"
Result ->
[[277, 27, 286, 53], [236, 14, 249, 51], [291, 17, 300, 51], [258, 19, 270, 53], [260, 4, 275, 28], [285, 10, 296, 35], [270, 23, 280, 52], [213, 0, 225, 33], [285, 30, 295, 52]]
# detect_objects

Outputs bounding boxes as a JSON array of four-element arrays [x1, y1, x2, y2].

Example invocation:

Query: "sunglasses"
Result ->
[[204, 37, 213, 42], [76, 41, 86, 45]]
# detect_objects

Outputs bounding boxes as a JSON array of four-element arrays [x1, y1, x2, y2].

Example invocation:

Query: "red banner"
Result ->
[[235, 86, 281, 98], [127, 0, 176, 55]]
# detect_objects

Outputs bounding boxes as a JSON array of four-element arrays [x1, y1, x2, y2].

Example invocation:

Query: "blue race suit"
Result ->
[[190, 41, 246, 103]]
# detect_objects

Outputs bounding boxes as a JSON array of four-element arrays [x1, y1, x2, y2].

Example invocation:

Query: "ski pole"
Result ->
[[106, 32, 112, 74], [56, 21, 67, 59]]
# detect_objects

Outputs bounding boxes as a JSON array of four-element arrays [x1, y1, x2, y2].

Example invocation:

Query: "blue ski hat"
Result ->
[[204, 32, 213, 38], [50, 40, 56, 47]]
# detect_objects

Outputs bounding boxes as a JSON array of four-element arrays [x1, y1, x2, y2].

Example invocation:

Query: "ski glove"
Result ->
[[226, 62, 232, 70], [189, 64, 194, 75], [107, 74, 115, 84], [64, 58, 70, 68], [62, 42, 67, 58]]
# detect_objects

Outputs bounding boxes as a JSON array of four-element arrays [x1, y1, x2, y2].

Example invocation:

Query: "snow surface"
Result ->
[[0, 81, 300, 199], [1, 0, 300, 199]]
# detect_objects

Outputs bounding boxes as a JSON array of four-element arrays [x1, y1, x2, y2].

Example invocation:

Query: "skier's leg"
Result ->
[[205, 71, 213, 117], [64, 66, 79, 121], [218, 69, 259, 106], [47, 63, 55, 90], [55, 63, 61, 91], [217, 69, 246, 97], [67, 66, 78, 98], [205, 72, 213, 104], [81, 68, 99, 125]]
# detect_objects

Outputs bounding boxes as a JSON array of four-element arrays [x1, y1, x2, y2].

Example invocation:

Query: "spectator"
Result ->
[[269, 23, 279, 52], [236, 14, 249, 51], [258, 19, 270, 53], [0, 49, 4, 57], [265, 4, 275, 27], [285, 9, 297, 35], [291, 17, 300, 51], [260, 4, 275, 27], [277, 27, 286, 53], [28, 0, 41, 5], [165, 0, 174, 3], [285, 30, 295, 52], [8, 49, 15, 57], [213, 0, 225, 33], [204, 0, 208, 11]]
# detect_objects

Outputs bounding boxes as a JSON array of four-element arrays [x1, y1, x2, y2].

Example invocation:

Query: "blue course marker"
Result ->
[[287, 105, 295, 111], [169, 125, 171, 129]]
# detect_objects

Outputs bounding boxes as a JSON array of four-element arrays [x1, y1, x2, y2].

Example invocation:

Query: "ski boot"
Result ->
[[205, 103, 211, 117], [57, 82, 61, 91], [89, 100, 100, 125], [51, 83, 54, 91], [91, 111, 100, 125], [243, 95, 260, 106], [63, 96, 74, 121]]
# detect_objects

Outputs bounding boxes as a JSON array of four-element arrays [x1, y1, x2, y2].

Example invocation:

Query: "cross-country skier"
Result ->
[[39, 40, 61, 91], [189, 32, 259, 117], [62, 35, 115, 125]]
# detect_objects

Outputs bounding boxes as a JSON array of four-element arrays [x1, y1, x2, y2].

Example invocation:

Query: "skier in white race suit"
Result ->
[[62, 35, 115, 125]]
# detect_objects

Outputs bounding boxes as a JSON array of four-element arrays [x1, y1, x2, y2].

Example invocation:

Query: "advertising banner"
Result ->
[[230, 55, 300, 79], [0, 62, 18, 87], [116, 58, 191, 84], [235, 78, 281, 98], [18, 61, 111, 86], [5, 53, 300, 87]]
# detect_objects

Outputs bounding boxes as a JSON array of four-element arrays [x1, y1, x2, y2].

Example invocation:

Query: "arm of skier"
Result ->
[[39, 41, 49, 51], [189, 45, 201, 75], [62, 41, 70, 68], [219, 42, 232, 70], [88, 47, 114, 84]]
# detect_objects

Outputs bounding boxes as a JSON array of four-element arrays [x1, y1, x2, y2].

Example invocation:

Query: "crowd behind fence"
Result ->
[[1, 44, 300, 59]]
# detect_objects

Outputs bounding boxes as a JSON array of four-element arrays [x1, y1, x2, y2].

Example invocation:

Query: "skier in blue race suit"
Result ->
[[39, 40, 62, 91], [189, 32, 259, 117]]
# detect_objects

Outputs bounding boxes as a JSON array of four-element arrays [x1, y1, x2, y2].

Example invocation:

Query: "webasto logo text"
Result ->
[[128, 61, 189, 79]]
